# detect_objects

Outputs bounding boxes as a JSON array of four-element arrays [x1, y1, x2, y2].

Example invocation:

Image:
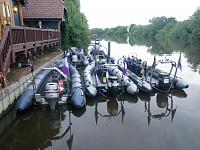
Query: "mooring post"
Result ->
[[107, 41, 111, 63]]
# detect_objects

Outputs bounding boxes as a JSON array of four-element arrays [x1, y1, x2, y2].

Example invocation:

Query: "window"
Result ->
[[1, 2, 11, 25]]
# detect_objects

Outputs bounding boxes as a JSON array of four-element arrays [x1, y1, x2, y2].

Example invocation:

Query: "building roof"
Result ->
[[22, 0, 66, 20]]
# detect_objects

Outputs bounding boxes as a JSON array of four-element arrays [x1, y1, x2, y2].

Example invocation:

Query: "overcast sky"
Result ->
[[80, 0, 200, 29]]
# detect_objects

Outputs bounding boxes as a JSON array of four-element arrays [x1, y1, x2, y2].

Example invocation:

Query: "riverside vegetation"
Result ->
[[91, 8, 200, 71], [61, 0, 91, 51]]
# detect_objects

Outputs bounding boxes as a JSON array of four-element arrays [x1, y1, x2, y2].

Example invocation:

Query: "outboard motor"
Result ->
[[72, 54, 78, 63], [101, 66, 108, 84], [158, 72, 171, 91], [45, 82, 59, 110], [107, 76, 121, 95]]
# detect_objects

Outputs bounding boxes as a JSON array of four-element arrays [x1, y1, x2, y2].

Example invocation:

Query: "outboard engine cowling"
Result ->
[[158, 72, 171, 90], [45, 82, 59, 110], [102, 67, 108, 84], [45, 83, 59, 99], [72, 54, 78, 63], [107, 76, 121, 95]]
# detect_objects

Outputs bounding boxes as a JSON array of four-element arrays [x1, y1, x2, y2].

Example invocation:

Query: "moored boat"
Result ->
[[16, 69, 53, 112], [107, 65, 139, 95], [148, 58, 189, 92], [118, 56, 152, 93], [16, 56, 86, 113], [69, 64, 86, 108], [119, 54, 189, 92], [84, 61, 97, 97]]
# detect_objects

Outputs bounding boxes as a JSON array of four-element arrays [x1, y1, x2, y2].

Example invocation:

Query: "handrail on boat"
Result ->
[[43, 67, 70, 81]]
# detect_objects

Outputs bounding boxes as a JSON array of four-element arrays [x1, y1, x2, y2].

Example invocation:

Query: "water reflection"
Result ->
[[0, 106, 76, 150], [90, 93, 139, 125], [127, 36, 200, 72], [101, 35, 128, 44], [71, 107, 86, 118], [183, 47, 200, 72], [1, 37, 200, 149], [92, 89, 187, 127], [94, 98, 125, 125], [148, 44, 200, 72], [139, 90, 187, 126], [0, 88, 189, 150], [145, 94, 177, 126]]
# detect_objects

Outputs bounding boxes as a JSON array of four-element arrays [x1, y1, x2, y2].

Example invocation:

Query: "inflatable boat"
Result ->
[[66, 47, 86, 68], [16, 57, 86, 112], [69, 65, 86, 108], [84, 61, 97, 97], [40, 58, 86, 109], [16, 69, 52, 112], [107, 66, 139, 95], [117, 56, 152, 93], [148, 59, 189, 92], [120, 55, 189, 92]]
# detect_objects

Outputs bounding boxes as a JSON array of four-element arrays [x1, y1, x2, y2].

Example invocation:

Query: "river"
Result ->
[[0, 40, 200, 150]]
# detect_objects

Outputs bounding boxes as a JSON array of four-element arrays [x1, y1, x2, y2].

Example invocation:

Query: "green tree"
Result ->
[[190, 8, 200, 46], [168, 21, 192, 47], [91, 26, 128, 43], [61, 0, 91, 51]]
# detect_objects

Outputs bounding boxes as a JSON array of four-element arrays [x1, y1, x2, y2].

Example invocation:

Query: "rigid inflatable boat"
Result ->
[[84, 61, 97, 97], [118, 57, 152, 93], [148, 59, 189, 92], [67, 47, 86, 68], [16, 69, 52, 112], [69, 65, 86, 108], [107, 66, 139, 95]]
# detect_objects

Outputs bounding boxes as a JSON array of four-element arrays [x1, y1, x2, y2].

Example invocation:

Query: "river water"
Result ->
[[0, 40, 200, 150]]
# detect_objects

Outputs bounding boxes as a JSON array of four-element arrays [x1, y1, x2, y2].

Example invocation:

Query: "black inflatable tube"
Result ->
[[69, 65, 86, 109], [16, 69, 52, 112]]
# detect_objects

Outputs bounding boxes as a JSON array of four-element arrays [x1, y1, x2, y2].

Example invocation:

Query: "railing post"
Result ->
[[23, 26, 27, 50], [9, 26, 13, 63], [42, 29, 43, 41], [59, 30, 61, 47], [47, 28, 49, 40], [34, 27, 36, 45]]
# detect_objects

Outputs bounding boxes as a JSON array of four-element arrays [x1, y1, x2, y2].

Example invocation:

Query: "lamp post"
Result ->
[[13, 5, 18, 13]]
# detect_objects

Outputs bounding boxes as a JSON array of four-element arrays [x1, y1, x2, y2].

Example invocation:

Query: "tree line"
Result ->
[[92, 8, 200, 49], [91, 26, 128, 43], [61, 0, 91, 50]]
